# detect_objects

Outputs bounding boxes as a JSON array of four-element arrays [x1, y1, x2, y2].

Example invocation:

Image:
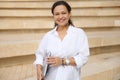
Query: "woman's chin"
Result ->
[[57, 23, 68, 27]]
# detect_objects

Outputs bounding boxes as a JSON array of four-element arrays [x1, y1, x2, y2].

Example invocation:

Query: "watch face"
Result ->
[[66, 58, 70, 65]]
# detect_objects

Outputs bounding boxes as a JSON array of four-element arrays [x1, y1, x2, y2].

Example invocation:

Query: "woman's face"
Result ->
[[53, 5, 71, 27]]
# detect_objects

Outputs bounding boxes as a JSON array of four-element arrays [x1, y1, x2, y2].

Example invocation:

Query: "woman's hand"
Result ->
[[46, 57, 62, 67]]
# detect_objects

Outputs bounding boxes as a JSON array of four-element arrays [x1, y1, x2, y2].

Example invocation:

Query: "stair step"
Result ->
[[0, 1, 120, 8], [0, 31, 120, 58], [81, 52, 120, 80], [0, 8, 120, 17], [0, 17, 120, 29]]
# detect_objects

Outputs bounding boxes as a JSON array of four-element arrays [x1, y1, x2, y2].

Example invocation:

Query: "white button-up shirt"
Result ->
[[34, 25, 90, 80]]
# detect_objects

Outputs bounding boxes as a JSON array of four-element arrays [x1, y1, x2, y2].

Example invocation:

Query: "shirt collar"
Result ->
[[52, 25, 73, 36]]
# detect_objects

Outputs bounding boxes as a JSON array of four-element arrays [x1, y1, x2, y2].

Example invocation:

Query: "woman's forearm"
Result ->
[[69, 57, 76, 66], [36, 64, 43, 80]]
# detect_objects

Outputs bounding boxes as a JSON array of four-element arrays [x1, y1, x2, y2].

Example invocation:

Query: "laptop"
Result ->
[[43, 52, 51, 77]]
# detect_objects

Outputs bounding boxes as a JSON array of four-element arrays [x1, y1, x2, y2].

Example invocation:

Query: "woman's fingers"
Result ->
[[46, 57, 55, 64], [46, 57, 62, 66]]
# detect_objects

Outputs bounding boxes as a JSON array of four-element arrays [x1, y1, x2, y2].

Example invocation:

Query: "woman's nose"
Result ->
[[59, 14, 63, 19]]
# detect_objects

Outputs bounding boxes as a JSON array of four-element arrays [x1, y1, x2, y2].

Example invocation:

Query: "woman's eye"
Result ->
[[62, 12, 66, 14], [54, 13, 59, 15]]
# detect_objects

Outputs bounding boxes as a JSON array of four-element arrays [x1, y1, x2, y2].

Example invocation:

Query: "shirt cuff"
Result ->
[[73, 56, 83, 69], [33, 55, 43, 66], [73, 54, 88, 69]]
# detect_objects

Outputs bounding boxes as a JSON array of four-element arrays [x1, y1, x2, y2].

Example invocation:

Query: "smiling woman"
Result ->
[[52, 4, 71, 28], [34, 1, 90, 80], [51, 0, 74, 28], [53, 5, 70, 28]]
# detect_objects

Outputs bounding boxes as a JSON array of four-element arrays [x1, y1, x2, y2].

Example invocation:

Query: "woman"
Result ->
[[34, 1, 90, 80]]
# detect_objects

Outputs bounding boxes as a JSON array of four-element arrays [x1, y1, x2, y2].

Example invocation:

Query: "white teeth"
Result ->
[[59, 19, 64, 22]]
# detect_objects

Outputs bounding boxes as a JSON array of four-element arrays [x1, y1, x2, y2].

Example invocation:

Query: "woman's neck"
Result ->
[[57, 25, 69, 32], [56, 24, 69, 41]]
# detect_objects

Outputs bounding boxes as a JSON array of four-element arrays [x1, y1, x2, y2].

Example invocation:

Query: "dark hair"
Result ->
[[51, 0, 74, 27]]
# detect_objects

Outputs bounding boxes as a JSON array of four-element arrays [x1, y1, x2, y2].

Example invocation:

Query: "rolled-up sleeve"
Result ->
[[34, 49, 44, 66], [73, 31, 90, 68], [34, 35, 48, 66]]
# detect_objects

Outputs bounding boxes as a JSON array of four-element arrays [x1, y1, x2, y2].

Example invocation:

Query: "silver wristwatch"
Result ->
[[65, 58, 70, 65]]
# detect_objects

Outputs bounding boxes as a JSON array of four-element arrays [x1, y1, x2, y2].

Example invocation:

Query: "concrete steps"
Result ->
[[0, 52, 119, 80], [0, 1, 120, 29], [0, 0, 120, 61]]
